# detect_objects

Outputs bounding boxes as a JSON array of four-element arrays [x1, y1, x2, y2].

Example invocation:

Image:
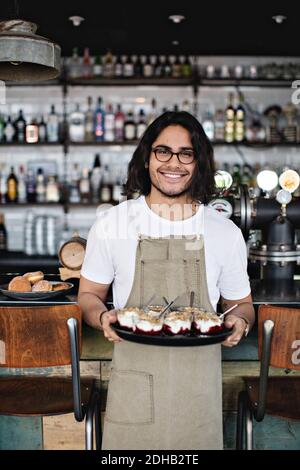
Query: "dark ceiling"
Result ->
[[1, 0, 300, 57]]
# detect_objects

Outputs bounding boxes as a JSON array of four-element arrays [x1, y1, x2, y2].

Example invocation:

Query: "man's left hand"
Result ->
[[222, 315, 247, 347]]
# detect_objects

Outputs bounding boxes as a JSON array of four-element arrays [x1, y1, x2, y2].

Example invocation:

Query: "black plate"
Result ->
[[0, 282, 74, 301], [111, 323, 233, 347]]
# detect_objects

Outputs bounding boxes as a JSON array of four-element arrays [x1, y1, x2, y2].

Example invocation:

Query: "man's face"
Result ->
[[149, 125, 196, 198]]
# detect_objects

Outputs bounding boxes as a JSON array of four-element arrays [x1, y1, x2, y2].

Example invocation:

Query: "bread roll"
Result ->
[[8, 276, 32, 292], [23, 271, 44, 284], [32, 280, 53, 292], [52, 282, 69, 291]]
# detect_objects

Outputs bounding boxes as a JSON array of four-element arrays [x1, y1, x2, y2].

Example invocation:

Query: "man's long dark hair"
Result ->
[[123, 111, 216, 204]]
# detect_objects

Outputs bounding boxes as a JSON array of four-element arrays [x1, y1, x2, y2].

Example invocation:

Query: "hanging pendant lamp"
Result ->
[[0, 19, 61, 81]]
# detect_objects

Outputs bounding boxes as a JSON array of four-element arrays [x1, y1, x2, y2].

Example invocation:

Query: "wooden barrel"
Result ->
[[58, 233, 87, 271]]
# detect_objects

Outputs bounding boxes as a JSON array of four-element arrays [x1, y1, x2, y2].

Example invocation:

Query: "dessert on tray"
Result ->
[[163, 309, 193, 335], [192, 309, 223, 334], [116, 307, 141, 331], [135, 310, 164, 335]]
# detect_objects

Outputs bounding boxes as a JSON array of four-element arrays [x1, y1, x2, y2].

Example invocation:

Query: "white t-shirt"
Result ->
[[81, 196, 251, 311]]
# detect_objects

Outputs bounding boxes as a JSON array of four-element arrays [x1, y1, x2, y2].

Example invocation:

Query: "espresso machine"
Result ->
[[210, 169, 300, 303]]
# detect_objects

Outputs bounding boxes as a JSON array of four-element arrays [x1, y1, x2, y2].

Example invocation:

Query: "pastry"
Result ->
[[117, 307, 141, 331], [32, 280, 53, 292], [193, 309, 222, 334], [52, 282, 70, 291], [23, 271, 44, 284], [8, 276, 31, 292], [163, 309, 192, 335]]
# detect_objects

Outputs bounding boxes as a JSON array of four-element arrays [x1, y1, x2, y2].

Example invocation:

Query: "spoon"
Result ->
[[158, 296, 179, 319], [190, 291, 195, 308], [219, 304, 238, 321]]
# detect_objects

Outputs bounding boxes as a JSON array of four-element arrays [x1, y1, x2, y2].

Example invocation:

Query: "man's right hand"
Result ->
[[101, 309, 122, 343]]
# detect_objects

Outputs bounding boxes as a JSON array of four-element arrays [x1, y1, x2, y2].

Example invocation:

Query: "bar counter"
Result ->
[[1, 279, 300, 450]]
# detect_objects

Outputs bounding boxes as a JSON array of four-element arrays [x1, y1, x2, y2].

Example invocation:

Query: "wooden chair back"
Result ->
[[0, 305, 82, 368], [258, 305, 300, 370]]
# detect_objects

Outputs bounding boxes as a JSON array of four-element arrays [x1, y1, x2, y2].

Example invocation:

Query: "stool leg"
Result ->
[[236, 391, 245, 449], [245, 407, 253, 450]]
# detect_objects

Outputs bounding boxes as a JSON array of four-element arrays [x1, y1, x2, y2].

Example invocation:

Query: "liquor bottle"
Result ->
[[235, 93, 245, 142], [172, 56, 182, 78], [164, 56, 172, 77], [93, 55, 103, 77], [241, 164, 253, 187], [26, 169, 36, 203], [214, 109, 225, 141], [79, 167, 91, 203], [0, 164, 7, 204], [90, 154, 103, 204], [69, 47, 81, 79], [102, 50, 114, 78], [6, 166, 18, 203], [143, 56, 153, 78], [181, 56, 192, 78], [14, 109, 26, 143], [202, 111, 215, 141], [114, 104, 125, 141], [47, 105, 59, 142], [26, 118, 39, 144], [82, 47, 92, 78], [147, 98, 157, 126], [36, 168, 46, 203], [114, 55, 123, 77], [136, 109, 147, 139], [112, 173, 123, 203], [68, 163, 81, 204], [224, 93, 235, 143], [38, 115, 47, 143], [4, 116, 15, 143], [18, 165, 27, 203], [0, 213, 7, 252], [155, 55, 165, 77], [134, 55, 143, 77], [46, 176, 60, 203], [123, 55, 134, 77], [0, 113, 4, 142], [100, 165, 112, 203], [85, 96, 94, 142], [282, 102, 297, 143], [69, 103, 85, 142], [124, 110, 136, 141], [94, 97, 105, 141], [104, 104, 115, 142], [232, 164, 242, 187]]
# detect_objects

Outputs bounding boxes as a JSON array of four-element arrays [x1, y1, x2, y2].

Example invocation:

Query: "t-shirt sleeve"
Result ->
[[218, 228, 251, 300], [81, 219, 114, 285]]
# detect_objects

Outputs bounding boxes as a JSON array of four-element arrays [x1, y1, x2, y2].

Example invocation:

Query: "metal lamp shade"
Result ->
[[0, 20, 61, 81]]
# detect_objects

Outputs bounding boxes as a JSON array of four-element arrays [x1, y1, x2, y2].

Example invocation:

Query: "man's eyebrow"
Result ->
[[153, 144, 194, 151]]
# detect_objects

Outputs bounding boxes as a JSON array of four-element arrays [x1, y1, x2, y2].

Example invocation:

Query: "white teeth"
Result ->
[[163, 173, 183, 178]]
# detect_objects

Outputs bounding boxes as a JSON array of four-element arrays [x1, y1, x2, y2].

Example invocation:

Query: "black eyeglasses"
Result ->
[[152, 147, 195, 165]]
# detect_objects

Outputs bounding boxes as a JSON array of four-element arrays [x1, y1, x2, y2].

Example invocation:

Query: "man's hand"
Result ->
[[101, 309, 122, 343], [222, 314, 247, 347]]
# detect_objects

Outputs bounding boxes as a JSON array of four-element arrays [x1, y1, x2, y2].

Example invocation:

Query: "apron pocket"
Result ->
[[105, 369, 154, 426]]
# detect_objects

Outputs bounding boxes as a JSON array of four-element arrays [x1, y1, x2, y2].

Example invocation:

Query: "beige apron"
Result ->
[[102, 209, 223, 450]]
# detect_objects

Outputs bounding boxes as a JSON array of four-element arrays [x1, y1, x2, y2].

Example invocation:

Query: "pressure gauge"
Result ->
[[276, 189, 292, 205], [256, 170, 278, 192], [214, 170, 233, 191], [208, 198, 233, 219], [279, 169, 300, 193]]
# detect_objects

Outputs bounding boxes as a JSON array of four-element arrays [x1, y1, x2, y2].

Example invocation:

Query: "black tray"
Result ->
[[111, 323, 233, 347], [0, 282, 74, 301]]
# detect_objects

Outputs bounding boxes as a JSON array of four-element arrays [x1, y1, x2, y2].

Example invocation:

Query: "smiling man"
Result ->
[[78, 111, 255, 450]]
